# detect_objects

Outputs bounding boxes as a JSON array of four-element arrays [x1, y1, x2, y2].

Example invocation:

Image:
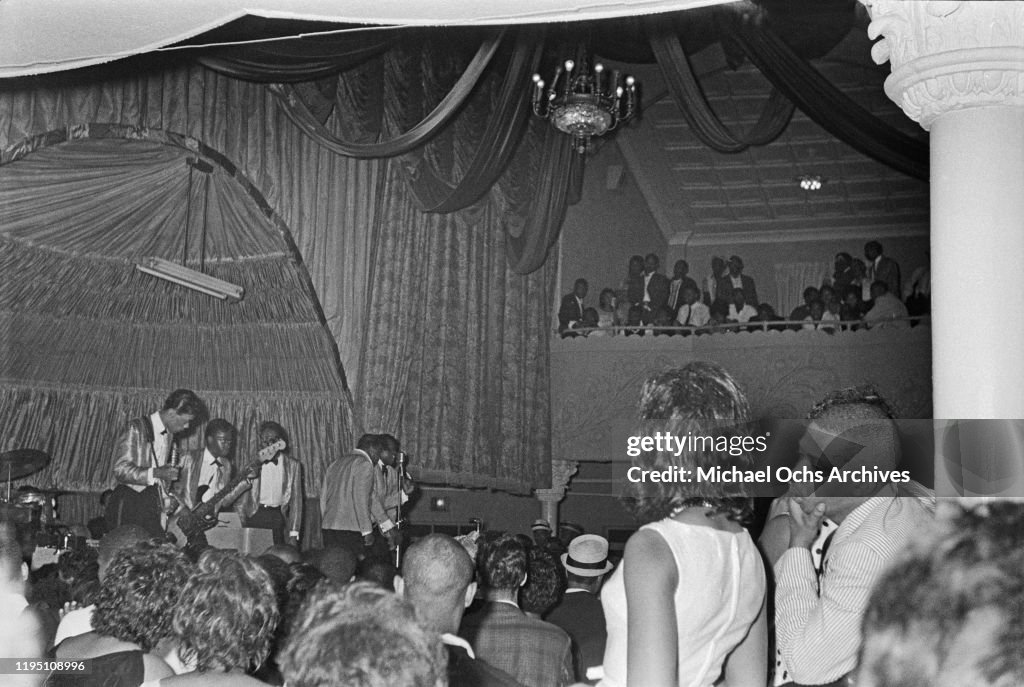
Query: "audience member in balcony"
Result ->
[[576, 308, 602, 338], [852, 258, 871, 304], [620, 255, 646, 308], [727, 288, 758, 327], [840, 287, 869, 329], [802, 300, 838, 333], [596, 288, 619, 333], [704, 256, 727, 307], [674, 285, 710, 333], [666, 260, 699, 316], [718, 255, 758, 308], [603, 363, 766, 687], [864, 281, 910, 330], [623, 306, 646, 337], [558, 278, 589, 338], [903, 265, 930, 325], [650, 307, 676, 336], [751, 303, 786, 332], [865, 241, 901, 300], [819, 284, 837, 310], [641, 254, 670, 323], [830, 252, 855, 293], [788, 286, 819, 326], [824, 293, 842, 323], [707, 303, 729, 332]]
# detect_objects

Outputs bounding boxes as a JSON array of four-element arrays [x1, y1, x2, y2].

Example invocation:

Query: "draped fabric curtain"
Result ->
[[724, 10, 929, 180], [774, 261, 831, 317], [647, 19, 795, 153]]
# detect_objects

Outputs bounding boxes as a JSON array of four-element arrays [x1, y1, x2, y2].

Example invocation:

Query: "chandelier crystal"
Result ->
[[532, 54, 638, 154]]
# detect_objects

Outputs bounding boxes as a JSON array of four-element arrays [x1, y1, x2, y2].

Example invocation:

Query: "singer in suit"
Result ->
[[321, 433, 414, 559], [236, 420, 304, 547], [107, 388, 206, 538]]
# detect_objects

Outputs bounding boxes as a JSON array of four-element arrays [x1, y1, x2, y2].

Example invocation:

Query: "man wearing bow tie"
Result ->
[[179, 418, 240, 510], [236, 420, 304, 547], [108, 388, 206, 538], [321, 433, 413, 560]]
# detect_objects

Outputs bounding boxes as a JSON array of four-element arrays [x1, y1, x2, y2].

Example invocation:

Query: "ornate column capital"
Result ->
[[862, 0, 1024, 129], [534, 460, 579, 502]]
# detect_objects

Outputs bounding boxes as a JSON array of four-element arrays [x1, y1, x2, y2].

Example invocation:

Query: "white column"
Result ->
[[864, 0, 1024, 419]]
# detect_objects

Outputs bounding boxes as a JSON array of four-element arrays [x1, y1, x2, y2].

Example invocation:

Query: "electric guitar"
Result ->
[[167, 438, 286, 550]]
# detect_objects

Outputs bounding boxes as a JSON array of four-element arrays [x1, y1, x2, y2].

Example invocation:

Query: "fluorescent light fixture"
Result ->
[[136, 257, 244, 301]]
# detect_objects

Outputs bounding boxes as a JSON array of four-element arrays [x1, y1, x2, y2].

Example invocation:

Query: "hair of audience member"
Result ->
[[480, 533, 528, 591], [255, 554, 292, 612], [357, 555, 397, 591], [857, 502, 1024, 687], [401, 534, 476, 635], [97, 524, 150, 579], [279, 581, 445, 687], [302, 547, 358, 586], [70, 579, 100, 606], [204, 418, 235, 440], [623, 362, 755, 524], [58, 547, 99, 587], [281, 563, 326, 638], [172, 549, 279, 673], [519, 548, 565, 617], [91, 540, 191, 651], [263, 544, 301, 565], [162, 388, 206, 420]]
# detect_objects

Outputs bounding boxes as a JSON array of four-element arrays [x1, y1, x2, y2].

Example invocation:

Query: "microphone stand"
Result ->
[[394, 452, 404, 568]]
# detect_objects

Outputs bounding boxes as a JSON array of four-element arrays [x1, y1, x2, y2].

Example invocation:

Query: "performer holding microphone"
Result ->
[[320, 433, 416, 560]]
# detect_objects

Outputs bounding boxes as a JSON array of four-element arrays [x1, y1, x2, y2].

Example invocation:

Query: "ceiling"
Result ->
[[608, 11, 930, 244]]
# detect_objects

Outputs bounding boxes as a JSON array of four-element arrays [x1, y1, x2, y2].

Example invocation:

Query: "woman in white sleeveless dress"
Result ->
[[600, 362, 767, 687]]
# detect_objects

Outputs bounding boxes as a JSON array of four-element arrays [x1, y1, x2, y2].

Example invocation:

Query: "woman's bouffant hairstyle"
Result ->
[[622, 361, 755, 524], [172, 549, 280, 673], [91, 541, 191, 651]]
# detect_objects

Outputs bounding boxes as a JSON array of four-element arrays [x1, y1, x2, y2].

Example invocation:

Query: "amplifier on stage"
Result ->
[[204, 512, 273, 555]]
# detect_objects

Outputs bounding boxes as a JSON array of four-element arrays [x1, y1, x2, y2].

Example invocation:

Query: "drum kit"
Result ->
[[0, 448, 77, 547]]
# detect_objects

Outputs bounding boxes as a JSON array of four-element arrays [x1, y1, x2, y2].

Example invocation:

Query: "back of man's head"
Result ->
[[302, 547, 357, 586], [804, 386, 900, 482], [98, 525, 150, 580], [280, 580, 445, 687], [480, 533, 527, 592], [356, 433, 384, 454], [401, 534, 475, 634]]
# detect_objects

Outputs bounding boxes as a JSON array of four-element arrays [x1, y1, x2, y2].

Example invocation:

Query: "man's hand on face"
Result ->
[[787, 497, 826, 550]]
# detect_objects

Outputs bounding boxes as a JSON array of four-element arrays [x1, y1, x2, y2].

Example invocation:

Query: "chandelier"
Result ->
[[532, 53, 637, 154]]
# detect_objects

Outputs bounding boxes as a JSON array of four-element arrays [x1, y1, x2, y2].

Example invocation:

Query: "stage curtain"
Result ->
[[724, 10, 929, 180], [647, 19, 795, 153]]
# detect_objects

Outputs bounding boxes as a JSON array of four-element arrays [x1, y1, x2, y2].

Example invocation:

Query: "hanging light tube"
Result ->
[[136, 257, 244, 301]]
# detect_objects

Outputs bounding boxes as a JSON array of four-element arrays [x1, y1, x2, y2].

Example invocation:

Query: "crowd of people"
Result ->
[[2, 367, 1020, 687], [558, 241, 930, 337]]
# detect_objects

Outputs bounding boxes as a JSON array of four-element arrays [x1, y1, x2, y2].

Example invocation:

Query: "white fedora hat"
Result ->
[[561, 534, 613, 577]]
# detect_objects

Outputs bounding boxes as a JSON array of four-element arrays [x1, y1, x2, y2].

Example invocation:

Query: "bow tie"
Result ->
[[380, 464, 388, 475], [211, 459, 222, 467], [268, 456, 279, 466]]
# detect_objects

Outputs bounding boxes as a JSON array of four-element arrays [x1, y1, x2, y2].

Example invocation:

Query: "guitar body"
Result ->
[[165, 439, 286, 552]]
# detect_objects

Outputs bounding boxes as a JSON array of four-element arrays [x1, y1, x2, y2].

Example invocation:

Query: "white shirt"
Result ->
[[728, 303, 757, 323], [258, 457, 284, 507], [643, 272, 653, 303], [196, 448, 225, 503], [53, 604, 95, 646], [675, 301, 710, 327], [442, 633, 476, 659]]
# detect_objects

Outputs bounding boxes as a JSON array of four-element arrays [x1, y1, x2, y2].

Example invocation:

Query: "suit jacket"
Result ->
[[459, 602, 574, 687], [178, 449, 239, 511], [112, 415, 185, 513], [717, 274, 758, 306], [666, 276, 699, 314], [545, 590, 607, 683], [236, 453, 303, 536], [557, 294, 585, 334], [320, 449, 396, 535], [446, 642, 526, 687], [871, 256, 901, 298], [643, 272, 670, 313]]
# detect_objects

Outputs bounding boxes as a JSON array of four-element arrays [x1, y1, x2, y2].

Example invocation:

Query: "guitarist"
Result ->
[[108, 389, 206, 538], [179, 418, 240, 510], [236, 421, 304, 548]]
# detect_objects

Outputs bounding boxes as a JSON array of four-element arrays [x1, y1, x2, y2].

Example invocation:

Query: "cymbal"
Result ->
[[0, 449, 50, 481]]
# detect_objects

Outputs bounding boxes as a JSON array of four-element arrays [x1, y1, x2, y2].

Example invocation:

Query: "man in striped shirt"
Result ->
[[760, 387, 934, 686]]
